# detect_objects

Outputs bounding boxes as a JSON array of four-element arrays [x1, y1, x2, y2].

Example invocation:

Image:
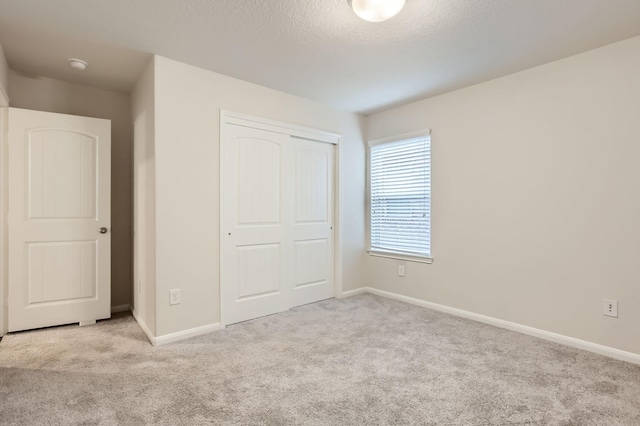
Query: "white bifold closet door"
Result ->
[[223, 122, 334, 325]]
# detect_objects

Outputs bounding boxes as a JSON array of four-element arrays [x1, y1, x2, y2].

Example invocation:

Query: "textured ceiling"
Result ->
[[1, 0, 640, 114]]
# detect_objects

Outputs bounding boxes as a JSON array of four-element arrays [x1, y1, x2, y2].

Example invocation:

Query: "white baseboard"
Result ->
[[346, 287, 640, 366], [153, 322, 221, 346], [338, 288, 368, 299], [111, 304, 130, 314], [131, 310, 221, 346], [131, 310, 155, 345]]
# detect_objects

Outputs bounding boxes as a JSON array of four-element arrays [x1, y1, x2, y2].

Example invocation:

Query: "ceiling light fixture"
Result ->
[[348, 0, 406, 22], [68, 58, 88, 71]]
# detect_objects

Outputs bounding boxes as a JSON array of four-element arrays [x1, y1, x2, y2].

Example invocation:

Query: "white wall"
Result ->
[[131, 58, 156, 335], [0, 41, 10, 335], [8, 71, 133, 310], [152, 55, 365, 337], [366, 35, 640, 355]]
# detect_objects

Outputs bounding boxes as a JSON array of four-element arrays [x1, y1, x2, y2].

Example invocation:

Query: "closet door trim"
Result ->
[[222, 111, 340, 145]]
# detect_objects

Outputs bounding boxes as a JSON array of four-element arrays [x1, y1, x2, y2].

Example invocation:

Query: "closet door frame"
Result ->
[[219, 110, 343, 328]]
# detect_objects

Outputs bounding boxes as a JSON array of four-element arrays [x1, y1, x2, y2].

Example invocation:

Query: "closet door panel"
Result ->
[[222, 125, 291, 325], [290, 138, 334, 308]]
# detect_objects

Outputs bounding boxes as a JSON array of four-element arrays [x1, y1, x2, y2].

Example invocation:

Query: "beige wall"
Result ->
[[131, 58, 156, 335], [152, 55, 366, 337], [8, 71, 133, 309], [365, 35, 640, 355], [0, 108, 6, 336], [0, 42, 8, 103]]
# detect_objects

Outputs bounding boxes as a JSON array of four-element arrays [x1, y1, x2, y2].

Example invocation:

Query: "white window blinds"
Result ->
[[370, 132, 431, 258]]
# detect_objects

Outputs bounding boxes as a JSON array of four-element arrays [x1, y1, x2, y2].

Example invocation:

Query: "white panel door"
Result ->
[[291, 138, 334, 307], [223, 124, 291, 325], [8, 108, 111, 332]]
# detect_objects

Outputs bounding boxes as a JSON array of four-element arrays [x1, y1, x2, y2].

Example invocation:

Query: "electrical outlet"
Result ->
[[398, 265, 405, 277], [603, 299, 618, 318], [170, 289, 181, 306]]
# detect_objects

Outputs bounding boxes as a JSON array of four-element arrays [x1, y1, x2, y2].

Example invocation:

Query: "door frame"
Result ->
[[219, 110, 343, 328]]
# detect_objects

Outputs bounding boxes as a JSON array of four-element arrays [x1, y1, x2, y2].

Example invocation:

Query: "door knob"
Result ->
[[99, 227, 108, 234]]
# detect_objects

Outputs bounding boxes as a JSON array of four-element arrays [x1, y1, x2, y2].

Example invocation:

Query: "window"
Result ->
[[368, 130, 431, 262]]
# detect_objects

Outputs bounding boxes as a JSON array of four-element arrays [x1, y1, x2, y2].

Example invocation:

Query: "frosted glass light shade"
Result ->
[[349, 0, 406, 22]]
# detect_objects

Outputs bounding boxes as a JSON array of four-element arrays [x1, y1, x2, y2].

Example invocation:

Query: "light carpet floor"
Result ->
[[1, 294, 639, 425]]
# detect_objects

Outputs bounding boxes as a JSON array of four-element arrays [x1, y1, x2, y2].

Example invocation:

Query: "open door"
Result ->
[[8, 108, 111, 332]]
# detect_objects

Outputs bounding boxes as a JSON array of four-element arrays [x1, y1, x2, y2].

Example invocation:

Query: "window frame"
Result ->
[[367, 129, 433, 264]]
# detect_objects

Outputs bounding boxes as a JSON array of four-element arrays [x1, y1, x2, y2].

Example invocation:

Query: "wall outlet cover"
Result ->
[[603, 299, 618, 318], [170, 289, 181, 306]]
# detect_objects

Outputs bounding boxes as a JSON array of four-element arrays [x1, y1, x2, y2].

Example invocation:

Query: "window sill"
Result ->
[[367, 250, 433, 264]]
